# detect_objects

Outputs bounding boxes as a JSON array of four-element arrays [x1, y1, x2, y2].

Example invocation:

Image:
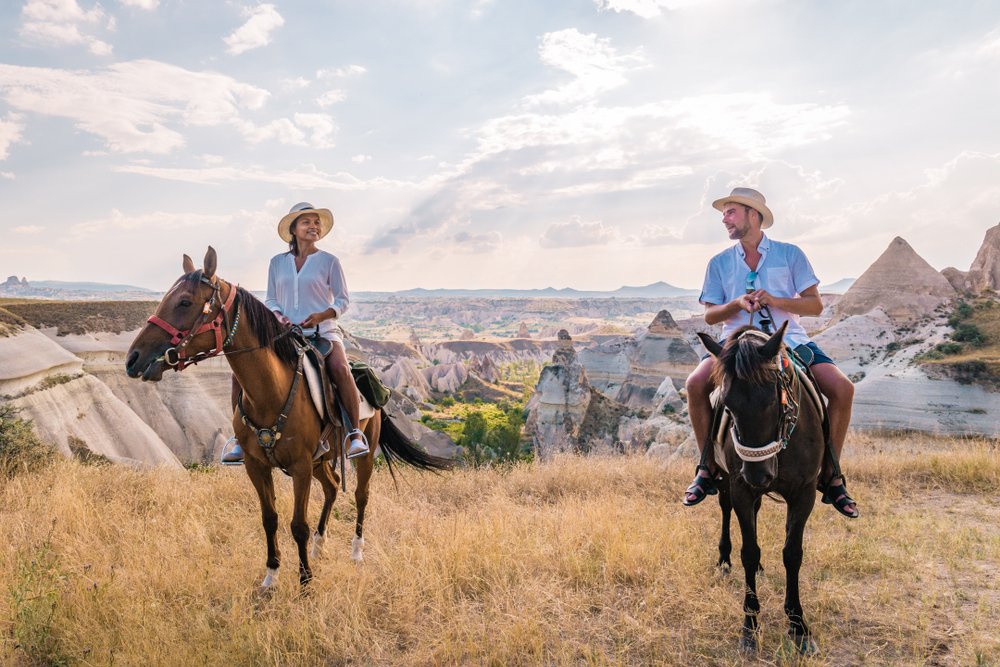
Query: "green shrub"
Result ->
[[951, 323, 985, 346], [0, 403, 57, 479], [934, 342, 963, 355]]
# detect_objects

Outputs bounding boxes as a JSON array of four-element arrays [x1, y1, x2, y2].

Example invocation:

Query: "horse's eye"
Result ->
[[179, 299, 192, 308]]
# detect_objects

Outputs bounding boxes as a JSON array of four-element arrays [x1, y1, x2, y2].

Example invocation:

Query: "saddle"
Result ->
[[292, 331, 376, 428], [708, 347, 829, 475]]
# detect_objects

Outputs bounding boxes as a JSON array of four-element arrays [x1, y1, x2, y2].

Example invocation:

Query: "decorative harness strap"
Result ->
[[147, 274, 239, 370], [236, 346, 305, 472], [728, 331, 802, 462]]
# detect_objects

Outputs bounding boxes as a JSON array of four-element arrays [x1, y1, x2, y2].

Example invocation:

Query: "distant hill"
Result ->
[[820, 278, 855, 294], [357, 281, 698, 299], [29, 280, 156, 293]]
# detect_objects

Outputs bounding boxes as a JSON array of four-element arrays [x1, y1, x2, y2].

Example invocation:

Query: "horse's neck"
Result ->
[[226, 324, 294, 414]]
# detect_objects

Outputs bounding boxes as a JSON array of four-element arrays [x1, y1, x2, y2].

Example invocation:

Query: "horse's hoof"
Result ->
[[788, 633, 818, 656], [716, 560, 732, 575], [351, 535, 364, 563], [739, 633, 758, 654]]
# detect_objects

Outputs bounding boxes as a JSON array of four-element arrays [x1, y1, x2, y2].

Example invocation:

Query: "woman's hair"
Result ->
[[287, 218, 300, 256]]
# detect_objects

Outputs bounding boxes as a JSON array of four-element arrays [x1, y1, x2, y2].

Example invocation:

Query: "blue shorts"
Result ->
[[701, 340, 835, 367]]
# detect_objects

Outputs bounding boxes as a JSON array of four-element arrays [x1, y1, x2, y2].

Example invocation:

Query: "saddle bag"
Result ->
[[349, 361, 392, 408]]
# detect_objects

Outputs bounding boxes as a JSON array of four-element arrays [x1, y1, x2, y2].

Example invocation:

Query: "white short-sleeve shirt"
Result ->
[[699, 234, 819, 347], [264, 250, 350, 339]]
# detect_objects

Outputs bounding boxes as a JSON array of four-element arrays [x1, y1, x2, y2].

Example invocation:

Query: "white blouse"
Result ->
[[264, 250, 349, 338]]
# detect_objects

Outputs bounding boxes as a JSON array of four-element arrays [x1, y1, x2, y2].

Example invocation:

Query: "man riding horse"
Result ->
[[682, 187, 859, 519]]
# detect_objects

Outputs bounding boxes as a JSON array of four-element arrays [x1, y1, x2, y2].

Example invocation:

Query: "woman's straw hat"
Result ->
[[712, 187, 774, 229], [277, 202, 334, 242]]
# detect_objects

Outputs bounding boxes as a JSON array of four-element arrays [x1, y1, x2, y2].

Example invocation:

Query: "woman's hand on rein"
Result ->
[[299, 311, 328, 328]]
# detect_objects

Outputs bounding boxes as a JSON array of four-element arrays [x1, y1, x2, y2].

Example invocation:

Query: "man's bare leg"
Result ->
[[810, 362, 858, 517], [683, 357, 717, 505]]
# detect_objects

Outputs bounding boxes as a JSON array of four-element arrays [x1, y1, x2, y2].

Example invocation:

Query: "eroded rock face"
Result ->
[[524, 333, 593, 459], [425, 362, 469, 393], [965, 223, 1000, 293], [834, 237, 956, 321], [381, 357, 433, 403], [941, 267, 968, 293], [616, 310, 700, 410]]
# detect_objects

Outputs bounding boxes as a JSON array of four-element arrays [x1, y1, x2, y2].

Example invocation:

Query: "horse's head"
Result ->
[[698, 321, 789, 490], [126, 246, 234, 381]]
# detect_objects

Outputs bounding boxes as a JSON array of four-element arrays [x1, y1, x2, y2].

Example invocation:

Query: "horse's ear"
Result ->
[[182, 254, 195, 274], [203, 246, 217, 280], [697, 332, 723, 358], [760, 320, 789, 359]]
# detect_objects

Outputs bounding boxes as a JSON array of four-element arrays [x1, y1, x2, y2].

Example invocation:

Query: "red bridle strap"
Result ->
[[146, 276, 238, 370]]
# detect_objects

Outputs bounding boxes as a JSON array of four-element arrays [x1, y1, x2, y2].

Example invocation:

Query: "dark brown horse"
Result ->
[[698, 321, 823, 656], [125, 247, 453, 590]]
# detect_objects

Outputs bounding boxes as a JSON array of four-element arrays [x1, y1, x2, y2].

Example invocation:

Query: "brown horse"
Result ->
[[698, 322, 823, 656], [126, 247, 453, 590]]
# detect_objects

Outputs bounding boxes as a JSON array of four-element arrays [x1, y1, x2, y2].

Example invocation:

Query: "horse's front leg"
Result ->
[[290, 462, 314, 586], [732, 484, 763, 653], [245, 457, 280, 591], [310, 460, 339, 559], [717, 472, 733, 571], [783, 489, 818, 655]]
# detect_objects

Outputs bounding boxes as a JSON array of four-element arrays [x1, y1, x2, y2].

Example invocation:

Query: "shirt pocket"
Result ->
[[765, 266, 794, 296]]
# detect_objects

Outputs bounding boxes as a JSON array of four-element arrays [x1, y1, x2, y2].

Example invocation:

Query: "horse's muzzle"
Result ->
[[741, 462, 776, 490], [125, 349, 166, 382]]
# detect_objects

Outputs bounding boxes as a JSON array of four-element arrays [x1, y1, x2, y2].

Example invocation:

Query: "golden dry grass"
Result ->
[[1, 433, 999, 666]]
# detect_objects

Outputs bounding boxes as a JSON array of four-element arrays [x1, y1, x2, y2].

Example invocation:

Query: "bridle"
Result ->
[[726, 331, 801, 463], [146, 272, 240, 371]]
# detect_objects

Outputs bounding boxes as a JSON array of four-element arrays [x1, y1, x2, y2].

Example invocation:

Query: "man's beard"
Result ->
[[728, 221, 750, 239]]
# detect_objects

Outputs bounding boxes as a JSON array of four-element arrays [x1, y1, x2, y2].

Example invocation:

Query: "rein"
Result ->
[[727, 331, 801, 462], [236, 345, 305, 472]]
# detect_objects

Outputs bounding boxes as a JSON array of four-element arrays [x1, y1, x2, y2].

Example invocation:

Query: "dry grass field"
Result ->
[[1, 433, 999, 666]]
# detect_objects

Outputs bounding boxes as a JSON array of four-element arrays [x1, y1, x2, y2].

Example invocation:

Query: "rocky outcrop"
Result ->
[[941, 267, 968, 293], [382, 357, 434, 403], [13, 375, 181, 467], [616, 310, 700, 409], [425, 362, 469, 393], [0, 328, 84, 396], [834, 237, 955, 321], [516, 323, 530, 338], [964, 223, 1000, 293]]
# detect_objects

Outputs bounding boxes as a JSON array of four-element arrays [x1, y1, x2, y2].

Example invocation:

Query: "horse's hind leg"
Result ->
[[351, 416, 378, 562], [717, 473, 733, 571], [310, 460, 339, 559], [245, 458, 281, 591], [289, 462, 315, 586], [783, 492, 818, 655]]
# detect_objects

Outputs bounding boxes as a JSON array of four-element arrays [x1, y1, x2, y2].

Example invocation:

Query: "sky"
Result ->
[[1, 0, 999, 293]]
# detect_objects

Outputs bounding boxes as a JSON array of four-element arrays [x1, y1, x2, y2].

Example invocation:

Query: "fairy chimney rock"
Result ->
[[965, 223, 1000, 293], [834, 236, 956, 321], [647, 309, 682, 336], [941, 267, 967, 293], [407, 329, 422, 347], [517, 322, 530, 338]]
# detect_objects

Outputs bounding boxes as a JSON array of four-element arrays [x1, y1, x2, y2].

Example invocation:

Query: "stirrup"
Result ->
[[220, 436, 244, 466], [344, 428, 369, 459]]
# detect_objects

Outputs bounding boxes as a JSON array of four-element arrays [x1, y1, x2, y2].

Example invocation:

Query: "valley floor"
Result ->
[[1, 433, 998, 666]]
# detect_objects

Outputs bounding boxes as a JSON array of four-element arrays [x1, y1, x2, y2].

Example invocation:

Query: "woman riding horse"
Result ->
[[223, 202, 368, 463]]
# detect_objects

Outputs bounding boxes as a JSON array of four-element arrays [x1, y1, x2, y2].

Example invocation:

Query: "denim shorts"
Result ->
[[701, 340, 835, 367]]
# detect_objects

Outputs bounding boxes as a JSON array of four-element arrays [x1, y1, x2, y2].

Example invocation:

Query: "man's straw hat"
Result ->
[[277, 202, 334, 242], [712, 187, 774, 229]]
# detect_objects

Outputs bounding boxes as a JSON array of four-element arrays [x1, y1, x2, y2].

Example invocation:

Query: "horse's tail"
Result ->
[[378, 411, 455, 481]]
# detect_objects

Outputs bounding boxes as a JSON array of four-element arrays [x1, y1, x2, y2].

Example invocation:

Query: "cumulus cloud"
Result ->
[[69, 208, 230, 237], [113, 161, 419, 191], [13, 225, 44, 234], [593, 0, 706, 18], [351, 154, 372, 163], [316, 89, 346, 107], [119, 0, 158, 9], [316, 65, 367, 79], [0, 113, 26, 160], [540, 216, 620, 248], [451, 230, 503, 250], [19, 0, 113, 55], [0, 60, 281, 154], [525, 28, 644, 107], [224, 4, 284, 55]]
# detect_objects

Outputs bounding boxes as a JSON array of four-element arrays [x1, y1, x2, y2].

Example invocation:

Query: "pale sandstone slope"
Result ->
[[834, 237, 955, 321], [0, 328, 83, 396]]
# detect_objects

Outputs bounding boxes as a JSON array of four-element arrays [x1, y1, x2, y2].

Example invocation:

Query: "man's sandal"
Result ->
[[820, 477, 859, 519], [682, 464, 719, 507]]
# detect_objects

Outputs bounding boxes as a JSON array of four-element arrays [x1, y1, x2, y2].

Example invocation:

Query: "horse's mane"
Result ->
[[235, 286, 300, 366], [711, 325, 782, 388]]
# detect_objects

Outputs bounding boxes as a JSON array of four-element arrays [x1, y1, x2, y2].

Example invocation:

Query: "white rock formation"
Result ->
[[834, 237, 956, 321], [0, 328, 84, 396], [964, 222, 1000, 293], [382, 357, 434, 403]]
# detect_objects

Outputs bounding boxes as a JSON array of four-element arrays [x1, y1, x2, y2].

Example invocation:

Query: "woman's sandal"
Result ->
[[820, 477, 859, 519], [683, 464, 719, 507]]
